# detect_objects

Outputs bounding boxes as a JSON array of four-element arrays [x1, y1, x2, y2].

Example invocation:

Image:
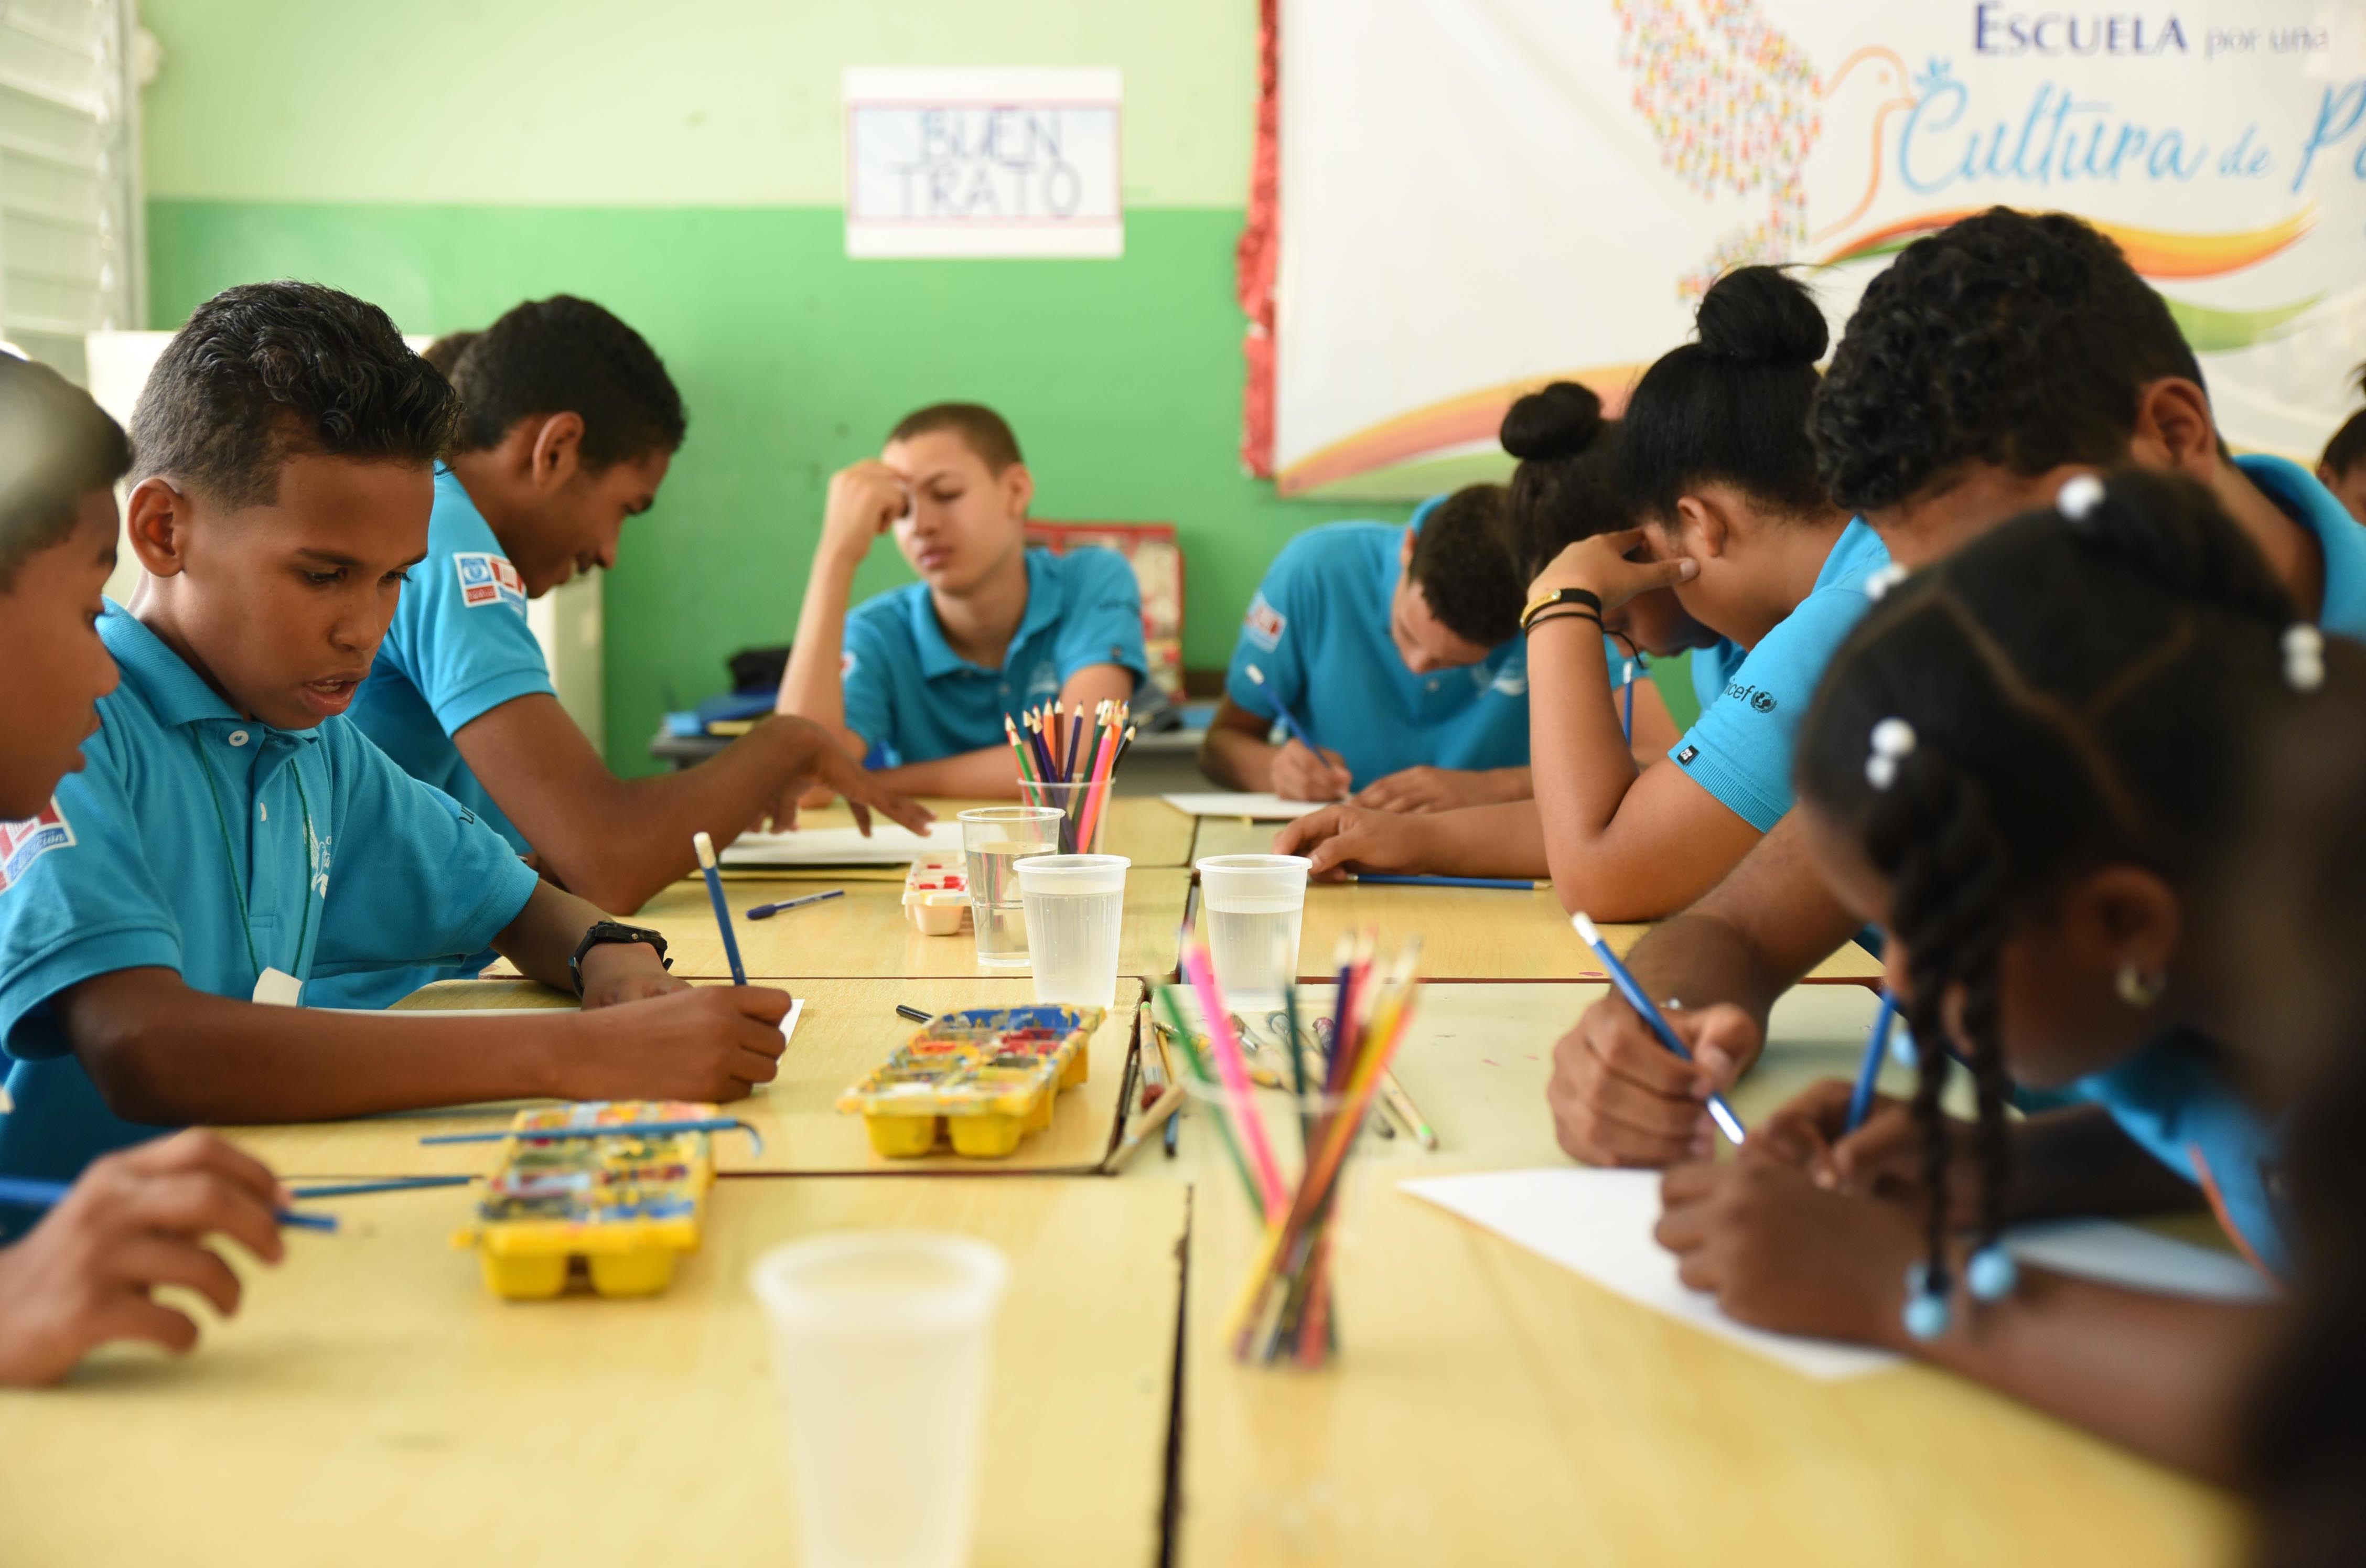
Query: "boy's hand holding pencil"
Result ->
[[563, 985, 794, 1103]]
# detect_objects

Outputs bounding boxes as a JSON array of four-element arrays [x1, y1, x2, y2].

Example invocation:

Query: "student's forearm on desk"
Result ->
[[1384, 802, 1550, 878], [458, 698, 863, 914], [874, 745, 1025, 799], [490, 881, 628, 987]]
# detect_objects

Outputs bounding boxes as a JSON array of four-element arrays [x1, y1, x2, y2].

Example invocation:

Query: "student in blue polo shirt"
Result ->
[[0, 352, 293, 1382], [346, 297, 926, 946], [777, 403, 1147, 795], [0, 282, 795, 1187]]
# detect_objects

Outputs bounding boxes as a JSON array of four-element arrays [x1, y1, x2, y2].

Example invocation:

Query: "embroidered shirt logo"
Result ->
[[1751, 690, 1777, 713], [0, 800, 75, 891], [1244, 594, 1286, 651], [1725, 680, 1778, 715], [841, 649, 858, 679], [454, 552, 528, 610]]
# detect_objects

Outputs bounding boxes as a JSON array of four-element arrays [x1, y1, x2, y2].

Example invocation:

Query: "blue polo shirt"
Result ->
[[842, 545, 1147, 767], [1666, 519, 1891, 831], [0, 606, 542, 1182], [2240, 453, 2366, 638], [2062, 1032, 2290, 1279], [1228, 518, 1610, 787], [1689, 638, 1745, 712], [348, 466, 555, 855]]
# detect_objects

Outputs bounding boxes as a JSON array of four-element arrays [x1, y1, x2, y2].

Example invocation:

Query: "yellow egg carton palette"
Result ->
[[454, 1100, 717, 1300], [837, 1006, 1102, 1159]]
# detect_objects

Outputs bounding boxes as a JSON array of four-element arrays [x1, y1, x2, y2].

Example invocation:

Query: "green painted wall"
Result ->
[[137, 3, 1698, 773]]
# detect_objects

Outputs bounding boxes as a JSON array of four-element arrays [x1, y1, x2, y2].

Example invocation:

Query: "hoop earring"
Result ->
[[2114, 961, 2165, 1009]]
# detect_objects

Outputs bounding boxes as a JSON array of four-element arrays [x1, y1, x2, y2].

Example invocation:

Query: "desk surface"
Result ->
[[1138, 982, 2239, 1566], [223, 978, 1145, 1180], [490, 868, 1190, 983], [0, 1178, 1184, 1568]]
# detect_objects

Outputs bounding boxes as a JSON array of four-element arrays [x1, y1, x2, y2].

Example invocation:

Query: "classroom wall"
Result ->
[[137, 1, 1452, 775]]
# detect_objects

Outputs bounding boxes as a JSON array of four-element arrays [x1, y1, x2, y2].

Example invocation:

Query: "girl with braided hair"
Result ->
[[1655, 467, 2345, 1479]]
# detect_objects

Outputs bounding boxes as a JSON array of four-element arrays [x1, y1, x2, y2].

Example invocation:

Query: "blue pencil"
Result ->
[[1621, 659, 1637, 744], [749, 888, 845, 920], [288, 1175, 475, 1200], [0, 1175, 338, 1232], [1569, 912, 1746, 1145], [1243, 664, 1318, 752], [1353, 874, 1534, 890], [692, 830, 748, 985], [419, 1117, 752, 1146], [1845, 991, 1898, 1134]]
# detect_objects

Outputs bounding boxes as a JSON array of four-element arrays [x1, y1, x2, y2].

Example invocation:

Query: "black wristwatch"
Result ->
[[568, 921, 672, 997]]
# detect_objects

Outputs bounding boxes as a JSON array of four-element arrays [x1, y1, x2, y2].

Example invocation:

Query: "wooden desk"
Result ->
[[1281, 883, 1881, 985], [0, 1179, 1184, 1568], [1174, 1163, 2238, 1567], [776, 794, 1196, 868], [224, 978, 1146, 1180], [489, 868, 1190, 982], [1190, 813, 1296, 862]]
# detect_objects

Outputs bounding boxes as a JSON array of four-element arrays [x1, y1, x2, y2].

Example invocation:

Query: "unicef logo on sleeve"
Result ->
[[1726, 680, 1778, 715], [1751, 690, 1777, 714]]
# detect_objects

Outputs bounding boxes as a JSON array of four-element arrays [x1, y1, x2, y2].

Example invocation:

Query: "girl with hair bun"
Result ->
[[1283, 267, 1883, 920], [1657, 468, 2331, 1481]]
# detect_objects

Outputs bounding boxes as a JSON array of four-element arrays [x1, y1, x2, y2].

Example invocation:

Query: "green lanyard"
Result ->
[[188, 728, 318, 986]]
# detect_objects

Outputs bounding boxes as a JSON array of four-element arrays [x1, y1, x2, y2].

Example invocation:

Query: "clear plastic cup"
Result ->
[[1195, 854, 1312, 1012], [1016, 853, 1130, 1008], [1025, 776, 1113, 855], [959, 807, 1063, 968], [751, 1232, 1010, 1568]]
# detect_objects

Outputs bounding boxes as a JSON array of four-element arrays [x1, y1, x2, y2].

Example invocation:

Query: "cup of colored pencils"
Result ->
[[1005, 699, 1135, 855], [1156, 927, 1419, 1368]]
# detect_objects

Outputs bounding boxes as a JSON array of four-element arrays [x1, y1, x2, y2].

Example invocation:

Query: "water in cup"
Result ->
[[1204, 897, 1304, 1012], [1016, 854, 1129, 1008], [966, 840, 1047, 966]]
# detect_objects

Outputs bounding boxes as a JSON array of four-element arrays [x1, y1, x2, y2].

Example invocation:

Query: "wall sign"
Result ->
[[844, 67, 1124, 257]]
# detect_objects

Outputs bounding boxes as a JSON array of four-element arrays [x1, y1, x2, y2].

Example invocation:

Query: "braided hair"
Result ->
[[1796, 467, 2309, 1328]]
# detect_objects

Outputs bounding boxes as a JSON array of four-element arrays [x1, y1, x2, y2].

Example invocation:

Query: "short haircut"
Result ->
[[451, 296, 686, 467], [421, 330, 479, 380], [2323, 407, 2366, 480], [888, 402, 1024, 473], [1407, 483, 1524, 647], [1811, 208, 2203, 514], [0, 354, 130, 590], [1620, 265, 1830, 521], [130, 280, 461, 510]]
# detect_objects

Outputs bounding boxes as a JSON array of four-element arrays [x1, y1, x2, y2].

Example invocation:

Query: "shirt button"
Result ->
[[1425, 679, 1439, 693], [228, 729, 250, 747], [259, 802, 268, 822]]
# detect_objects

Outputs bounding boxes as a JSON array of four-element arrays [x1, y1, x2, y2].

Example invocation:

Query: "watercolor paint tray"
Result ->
[[837, 1006, 1101, 1159]]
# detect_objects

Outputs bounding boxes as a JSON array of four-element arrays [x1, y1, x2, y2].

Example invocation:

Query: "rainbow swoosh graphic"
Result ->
[[1278, 205, 2323, 499]]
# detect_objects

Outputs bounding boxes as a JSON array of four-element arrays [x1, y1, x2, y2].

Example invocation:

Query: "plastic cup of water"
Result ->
[[1016, 853, 1130, 1008], [1195, 854, 1312, 1012], [959, 806, 1063, 968], [751, 1232, 1009, 1568]]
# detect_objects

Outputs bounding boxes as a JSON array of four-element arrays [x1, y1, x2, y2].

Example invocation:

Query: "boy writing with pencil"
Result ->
[[0, 352, 291, 1380], [776, 403, 1148, 797], [343, 296, 925, 976], [0, 282, 795, 1186]]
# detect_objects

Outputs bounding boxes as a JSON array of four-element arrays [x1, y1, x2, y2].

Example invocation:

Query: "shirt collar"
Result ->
[[908, 547, 1062, 680], [99, 602, 319, 744], [1813, 516, 1886, 593], [2236, 454, 2366, 633]]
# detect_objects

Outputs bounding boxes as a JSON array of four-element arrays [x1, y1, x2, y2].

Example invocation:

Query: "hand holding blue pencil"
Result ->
[[1570, 913, 1747, 1145], [693, 830, 748, 985]]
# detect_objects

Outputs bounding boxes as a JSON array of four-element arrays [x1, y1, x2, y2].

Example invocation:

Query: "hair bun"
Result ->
[[1695, 266, 1828, 366], [1500, 381, 1604, 461]]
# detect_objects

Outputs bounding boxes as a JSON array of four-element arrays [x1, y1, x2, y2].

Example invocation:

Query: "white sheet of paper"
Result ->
[[720, 821, 960, 867], [1402, 1170, 2276, 1382], [1159, 791, 1332, 821], [1399, 1168, 1901, 1380], [779, 995, 805, 1047]]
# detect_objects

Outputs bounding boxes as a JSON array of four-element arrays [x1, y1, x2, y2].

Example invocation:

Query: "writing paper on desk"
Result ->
[[1400, 1169, 1902, 1380], [720, 822, 959, 867], [1159, 792, 1330, 821]]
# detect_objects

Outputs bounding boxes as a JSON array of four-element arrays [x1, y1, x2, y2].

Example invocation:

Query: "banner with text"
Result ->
[[1271, 0, 2366, 496]]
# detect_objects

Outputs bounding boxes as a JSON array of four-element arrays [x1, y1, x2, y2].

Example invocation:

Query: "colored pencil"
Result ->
[[895, 1003, 934, 1023], [288, 1175, 475, 1199], [1351, 874, 1534, 890], [1569, 912, 1746, 1144], [1180, 943, 1290, 1221], [692, 831, 748, 985], [1845, 991, 1898, 1134], [1621, 658, 1637, 743], [748, 888, 844, 920], [0, 1175, 337, 1233], [420, 1118, 750, 1146], [1243, 663, 1317, 751]]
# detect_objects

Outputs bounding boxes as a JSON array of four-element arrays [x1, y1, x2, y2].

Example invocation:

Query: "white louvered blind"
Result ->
[[0, 0, 140, 385]]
